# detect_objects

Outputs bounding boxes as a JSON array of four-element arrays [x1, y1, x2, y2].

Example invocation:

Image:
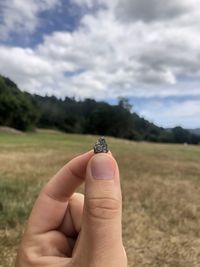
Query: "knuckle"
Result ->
[[18, 247, 37, 267], [17, 237, 45, 267], [86, 197, 121, 220]]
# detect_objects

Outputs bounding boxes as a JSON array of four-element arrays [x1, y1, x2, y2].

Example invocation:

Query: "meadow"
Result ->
[[1, 130, 200, 267]]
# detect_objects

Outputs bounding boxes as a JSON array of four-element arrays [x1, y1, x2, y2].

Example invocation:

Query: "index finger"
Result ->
[[26, 150, 94, 235]]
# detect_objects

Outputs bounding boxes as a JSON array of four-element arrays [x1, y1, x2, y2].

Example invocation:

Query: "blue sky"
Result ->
[[0, 0, 81, 47], [0, 0, 200, 129]]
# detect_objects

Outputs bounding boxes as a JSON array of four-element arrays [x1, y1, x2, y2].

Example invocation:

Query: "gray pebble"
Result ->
[[94, 137, 109, 154]]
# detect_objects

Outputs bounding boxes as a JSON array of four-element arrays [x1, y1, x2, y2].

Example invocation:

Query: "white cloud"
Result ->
[[71, 0, 110, 8], [1, 4, 200, 99], [33, 7, 200, 98], [72, 0, 198, 22], [0, 0, 61, 40], [0, 46, 55, 94], [138, 99, 200, 128], [115, 0, 198, 22]]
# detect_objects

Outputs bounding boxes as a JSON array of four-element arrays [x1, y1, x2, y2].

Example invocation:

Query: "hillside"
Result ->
[[0, 74, 200, 144], [189, 128, 200, 135], [0, 75, 38, 130]]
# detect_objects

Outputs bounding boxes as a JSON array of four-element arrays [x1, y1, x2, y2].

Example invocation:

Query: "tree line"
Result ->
[[0, 74, 199, 145]]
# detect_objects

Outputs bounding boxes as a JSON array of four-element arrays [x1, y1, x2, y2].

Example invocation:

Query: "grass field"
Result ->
[[1, 130, 200, 267]]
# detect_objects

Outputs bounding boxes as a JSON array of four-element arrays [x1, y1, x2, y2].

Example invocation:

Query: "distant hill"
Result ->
[[0, 74, 200, 145], [0, 75, 39, 131], [189, 129, 200, 135]]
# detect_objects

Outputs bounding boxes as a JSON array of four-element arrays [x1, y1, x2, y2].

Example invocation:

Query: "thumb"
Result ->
[[77, 153, 124, 265]]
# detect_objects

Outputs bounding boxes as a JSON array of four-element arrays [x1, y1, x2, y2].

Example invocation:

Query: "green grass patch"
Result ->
[[0, 176, 40, 229]]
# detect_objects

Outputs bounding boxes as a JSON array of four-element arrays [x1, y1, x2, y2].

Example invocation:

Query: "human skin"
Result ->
[[15, 150, 127, 267]]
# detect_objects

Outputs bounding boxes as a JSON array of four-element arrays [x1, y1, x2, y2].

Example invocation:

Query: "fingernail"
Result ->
[[91, 155, 115, 180]]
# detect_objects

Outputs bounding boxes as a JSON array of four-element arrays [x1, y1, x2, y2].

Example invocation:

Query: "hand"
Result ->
[[15, 151, 127, 267]]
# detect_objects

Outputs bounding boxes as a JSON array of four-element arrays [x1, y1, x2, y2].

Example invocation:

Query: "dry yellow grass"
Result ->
[[0, 131, 200, 267]]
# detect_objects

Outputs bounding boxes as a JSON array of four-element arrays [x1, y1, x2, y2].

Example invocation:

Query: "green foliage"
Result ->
[[158, 131, 175, 143], [118, 96, 133, 112], [0, 75, 39, 130], [172, 127, 192, 143], [171, 126, 200, 145], [84, 104, 134, 138], [0, 74, 199, 144]]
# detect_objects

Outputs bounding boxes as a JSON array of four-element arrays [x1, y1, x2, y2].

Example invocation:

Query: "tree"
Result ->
[[84, 103, 134, 139], [118, 97, 133, 112], [1, 74, 200, 145], [172, 127, 191, 144], [0, 76, 38, 130]]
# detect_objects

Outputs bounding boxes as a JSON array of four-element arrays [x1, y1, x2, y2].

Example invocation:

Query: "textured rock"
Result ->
[[94, 137, 109, 153]]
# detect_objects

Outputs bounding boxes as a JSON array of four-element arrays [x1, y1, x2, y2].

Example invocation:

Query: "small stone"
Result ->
[[94, 137, 109, 154]]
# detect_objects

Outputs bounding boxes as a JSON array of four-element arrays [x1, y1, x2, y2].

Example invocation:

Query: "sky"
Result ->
[[0, 0, 200, 129]]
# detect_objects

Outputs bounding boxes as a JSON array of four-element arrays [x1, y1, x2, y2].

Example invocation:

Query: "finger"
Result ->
[[76, 153, 123, 263], [45, 150, 94, 201], [27, 151, 93, 235], [59, 193, 84, 237]]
